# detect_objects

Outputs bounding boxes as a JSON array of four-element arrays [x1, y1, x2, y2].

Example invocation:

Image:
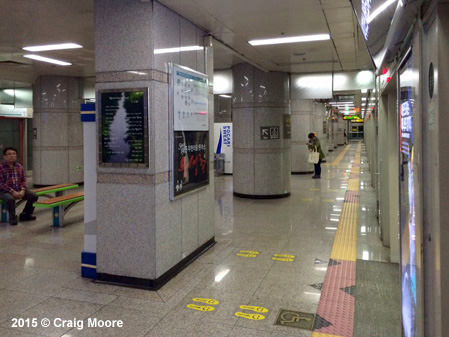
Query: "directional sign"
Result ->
[[260, 126, 280, 140]]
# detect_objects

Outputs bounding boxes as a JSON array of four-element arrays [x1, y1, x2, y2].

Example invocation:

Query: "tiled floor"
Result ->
[[0, 142, 400, 336]]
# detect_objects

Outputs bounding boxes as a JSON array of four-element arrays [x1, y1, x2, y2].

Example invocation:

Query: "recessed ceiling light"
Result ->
[[154, 46, 203, 54], [23, 54, 71, 66], [248, 34, 330, 46], [22, 43, 82, 52]]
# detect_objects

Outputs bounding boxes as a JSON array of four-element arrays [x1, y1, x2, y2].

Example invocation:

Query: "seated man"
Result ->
[[0, 147, 38, 225]]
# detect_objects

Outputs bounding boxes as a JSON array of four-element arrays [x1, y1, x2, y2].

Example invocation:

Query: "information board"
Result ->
[[173, 64, 209, 131], [99, 88, 148, 167]]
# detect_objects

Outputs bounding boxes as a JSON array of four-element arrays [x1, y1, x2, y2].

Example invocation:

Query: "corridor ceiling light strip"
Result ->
[[23, 43, 82, 52], [248, 34, 330, 46], [23, 54, 71, 66], [367, 0, 397, 24], [154, 46, 203, 54]]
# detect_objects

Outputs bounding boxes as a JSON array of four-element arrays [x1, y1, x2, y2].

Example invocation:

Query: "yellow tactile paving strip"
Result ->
[[323, 145, 350, 166], [312, 141, 362, 337]]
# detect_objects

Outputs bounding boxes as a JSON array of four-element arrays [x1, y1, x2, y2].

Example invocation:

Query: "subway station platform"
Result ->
[[0, 142, 400, 336]]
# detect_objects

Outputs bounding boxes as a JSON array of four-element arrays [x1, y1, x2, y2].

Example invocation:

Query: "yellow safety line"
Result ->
[[323, 145, 351, 166], [312, 141, 362, 337]]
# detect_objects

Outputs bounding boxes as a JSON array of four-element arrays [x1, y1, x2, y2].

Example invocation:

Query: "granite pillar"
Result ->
[[94, 0, 214, 289], [232, 63, 290, 198], [291, 99, 314, 174]]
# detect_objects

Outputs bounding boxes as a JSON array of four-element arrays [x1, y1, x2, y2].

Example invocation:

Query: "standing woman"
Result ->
[[307, 132, 325, 179]]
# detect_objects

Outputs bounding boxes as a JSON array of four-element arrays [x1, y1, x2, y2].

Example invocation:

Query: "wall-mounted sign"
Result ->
[[260, 126, 279, 140], [214, 123, 233, 174], [99, 88, 149, 167], [0, 106, 33, 118], [173, 64, 209, 131]]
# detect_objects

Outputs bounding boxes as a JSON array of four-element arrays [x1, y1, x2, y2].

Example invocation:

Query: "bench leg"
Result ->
[[52, 205, 64, 227], [1, 204, 9, 223]]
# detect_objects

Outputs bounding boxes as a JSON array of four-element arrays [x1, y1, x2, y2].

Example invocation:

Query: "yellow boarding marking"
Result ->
[[310, 188, 320, 191], [239, 305, 269, 313], [322, 145, 351, 166], [273, 254, 295, 258], [272, 257, 295, 262], [236, 253, 258, 258], [322, 199, 334, 203], [235, 312, 265, 320], [347, 179, 360, 191], [192, 298, 219, 305], [239, 250, 259, 255], [328, 189, 339, 192], [187, 304, 215, 312], [301, 197, 314, 202], [312, 332, 344, 337]]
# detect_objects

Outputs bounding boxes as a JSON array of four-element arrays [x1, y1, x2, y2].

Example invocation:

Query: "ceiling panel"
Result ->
[[0, 0, 373, 89]]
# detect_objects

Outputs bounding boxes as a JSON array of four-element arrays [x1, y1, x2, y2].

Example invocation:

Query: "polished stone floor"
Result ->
[[0, 142, 400, 336]]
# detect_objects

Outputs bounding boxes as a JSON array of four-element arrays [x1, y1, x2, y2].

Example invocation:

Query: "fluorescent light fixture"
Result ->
[[219, 94, 232, 98], [248, 34, 330, 46], [23, 54, 71, 66], [154, 46, 203, 54], [23, 43, 82, 52], [367, 0, 397, 24]]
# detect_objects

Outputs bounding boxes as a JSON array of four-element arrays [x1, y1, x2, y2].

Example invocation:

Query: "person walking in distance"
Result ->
[[0, 147, 38, 225], [307, 133, 325, 179]]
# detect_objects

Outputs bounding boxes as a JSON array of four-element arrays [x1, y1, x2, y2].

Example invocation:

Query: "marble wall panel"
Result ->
[[40, 150, 69, 184], [153, 1, 180, 73], [68, 113, 83, 147], [180, 17, 198, 71], [32, 112, 41, 147], [254, 152, 288, 195], [39, 76, 68, 109], [233, 151, 255, 195], [232, 107, 254, 149], [198, 178, 215, 245], [67, 77, 81, 110], [154, 81, 169, 174], [97, 183, 156, 279], [155, 182, 182, 277], [181, 193, 199, 258], [68, 149, 84, 183], [254, 71, 289, 103], [40, 112, 68, 147], [95, 0, 152, 72], [232, 63, 254, 103]]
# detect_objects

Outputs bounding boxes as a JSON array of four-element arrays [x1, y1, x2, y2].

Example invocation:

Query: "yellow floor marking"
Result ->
[[239, 250, 259, 255], [240, 305, 269, 313], [273, 254, 295, 258], [301, 197, 314, 202], [187, 304, 215, 312], [312, 332, 344, 337], [235, 312, 266, 320], [322, 199, 334, 203], [323, 145, 351, 166], [272, 257, 295, 262], [236, 253, 258, 258], [310, 188, 320, 191], [328, 189, 339, 192], [192, 298, 219, 305]]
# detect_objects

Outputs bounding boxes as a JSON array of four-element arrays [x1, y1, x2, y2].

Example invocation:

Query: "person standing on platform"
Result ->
[[0, 147, 38, 225], [307, 133, 325, 179]]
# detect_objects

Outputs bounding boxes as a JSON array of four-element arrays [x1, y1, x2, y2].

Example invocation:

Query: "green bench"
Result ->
[[1, 183, 79, 225], [33, 191, 84, 227]]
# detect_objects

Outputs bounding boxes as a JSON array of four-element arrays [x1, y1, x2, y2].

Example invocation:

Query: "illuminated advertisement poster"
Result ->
[[214, 123, 233, 174], [399, 56, 417, 337], [99, 89, 148, 167], [173, 64, 209, 131], [173, 131, 209, 197]]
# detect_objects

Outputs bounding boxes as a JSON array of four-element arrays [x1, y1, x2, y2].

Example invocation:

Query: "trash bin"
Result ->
[[214, 153, 225, 176]]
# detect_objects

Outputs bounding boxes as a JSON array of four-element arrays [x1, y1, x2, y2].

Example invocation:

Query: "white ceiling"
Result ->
[[0, 0, 373, 89]]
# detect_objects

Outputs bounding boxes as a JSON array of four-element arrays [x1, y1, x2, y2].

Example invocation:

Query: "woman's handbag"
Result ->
[[308, 147, 320, 164]]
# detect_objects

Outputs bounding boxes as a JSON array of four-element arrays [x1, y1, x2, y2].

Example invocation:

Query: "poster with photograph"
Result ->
[[99, 89, 148, 167], [173, 131, 209, 197]]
